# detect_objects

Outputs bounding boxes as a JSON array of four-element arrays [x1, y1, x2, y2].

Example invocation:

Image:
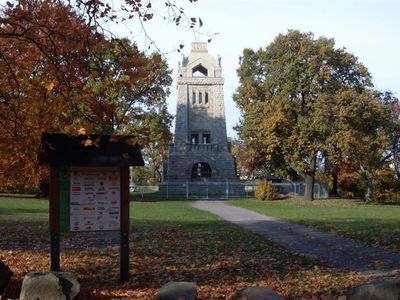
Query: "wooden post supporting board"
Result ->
[[49, 165, 60, 272], [120, 166, 130, 281]]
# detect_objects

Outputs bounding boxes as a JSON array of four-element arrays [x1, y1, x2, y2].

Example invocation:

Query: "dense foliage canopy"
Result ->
[[0, 0, 173, 190], [234, 30, 396, 200]]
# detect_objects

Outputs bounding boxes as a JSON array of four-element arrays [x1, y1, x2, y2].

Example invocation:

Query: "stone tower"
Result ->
[[164, 42, 238, 182]]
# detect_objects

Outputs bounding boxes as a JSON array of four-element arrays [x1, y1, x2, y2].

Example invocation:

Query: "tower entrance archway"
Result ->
[[191, 162, 212, 179]]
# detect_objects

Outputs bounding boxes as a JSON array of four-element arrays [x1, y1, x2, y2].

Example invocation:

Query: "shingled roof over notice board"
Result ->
[[40, 133, 145, 166]]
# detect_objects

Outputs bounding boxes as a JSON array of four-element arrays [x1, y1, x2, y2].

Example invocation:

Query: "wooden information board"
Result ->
[[40, 133, 144, 282]]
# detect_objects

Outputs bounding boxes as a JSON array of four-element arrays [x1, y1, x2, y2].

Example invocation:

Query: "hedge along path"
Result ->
[[192, 201, 400, 274]]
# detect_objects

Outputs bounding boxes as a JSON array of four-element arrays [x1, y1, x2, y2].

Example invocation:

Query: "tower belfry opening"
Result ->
[[162, 42, 242, 198], [192, 64, 208, 76]]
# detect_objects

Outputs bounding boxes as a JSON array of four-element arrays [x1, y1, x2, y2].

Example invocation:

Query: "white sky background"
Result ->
[[116, 0, 399, 138]]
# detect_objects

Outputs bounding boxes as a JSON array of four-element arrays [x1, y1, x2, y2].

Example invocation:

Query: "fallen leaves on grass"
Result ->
[[1, 221, 367, 299]]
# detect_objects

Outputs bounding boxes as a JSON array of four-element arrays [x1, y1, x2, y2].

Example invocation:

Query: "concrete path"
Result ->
[[192, 201, 400, 273]]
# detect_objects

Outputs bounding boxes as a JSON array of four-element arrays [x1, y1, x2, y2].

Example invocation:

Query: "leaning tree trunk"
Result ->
[[364, 179, 373, 202], [155, 165, 163, 183], [360, 166, 373, 202], [290, 156, 317, 201]]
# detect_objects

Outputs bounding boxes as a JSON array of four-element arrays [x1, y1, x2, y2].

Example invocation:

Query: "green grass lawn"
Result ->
[[1, 197, 368, 299], [0, 197, 48, 216], [0, 198, 49, 243], [130, 201, 314, 277], [228, 198, 400, 253]]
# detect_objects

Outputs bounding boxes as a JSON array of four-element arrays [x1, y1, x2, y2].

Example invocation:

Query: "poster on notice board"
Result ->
[[59, 167, 120, 232]]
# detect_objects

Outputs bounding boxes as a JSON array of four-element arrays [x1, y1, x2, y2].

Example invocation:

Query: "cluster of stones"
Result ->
[[2, 260, 400, 299], [156, 280, 400, 300], [155, 282, 286, 300]]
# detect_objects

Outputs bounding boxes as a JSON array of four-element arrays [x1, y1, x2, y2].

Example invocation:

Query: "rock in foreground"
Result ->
[[156, 281, 197, 300], [232, 286, 286, 300], [19, 271, 80, 300]]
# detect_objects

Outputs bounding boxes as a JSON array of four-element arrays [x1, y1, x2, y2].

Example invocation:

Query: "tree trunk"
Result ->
[[360, 166, 373, 202], [155, 166, 162, 183], [363, 174, 373, 203], [290, 155, 317, 201], [330, 165, 339, 197], [394, 147, 400, 179], [304, 173, 315, 201]]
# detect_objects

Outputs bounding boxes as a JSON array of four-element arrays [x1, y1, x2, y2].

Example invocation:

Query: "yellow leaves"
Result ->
[[81, 139, 93, 146], [80, 137, 101, 147], [77, 127, 86, 135], [45, 81, 56, 92]]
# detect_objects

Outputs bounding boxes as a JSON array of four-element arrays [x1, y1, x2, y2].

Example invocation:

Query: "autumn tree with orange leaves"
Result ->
[[0, 0, 173, 190]]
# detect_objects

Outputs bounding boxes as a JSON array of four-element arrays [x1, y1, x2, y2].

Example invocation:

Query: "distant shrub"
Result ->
[[372, 168, 400, 203], [339, 172, 363, 199], [255, 180, 278, 201], [373, 189, 400, 203]]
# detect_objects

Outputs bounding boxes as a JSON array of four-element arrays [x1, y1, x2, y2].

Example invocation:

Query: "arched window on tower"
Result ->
[[192, 64, 208, 77], [191, 162, 212, 178]]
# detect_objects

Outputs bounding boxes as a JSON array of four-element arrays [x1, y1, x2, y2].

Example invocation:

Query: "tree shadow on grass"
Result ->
[[0, 219, 49, 249], [292, 217, 400, 254], [370, 201, 400, 206]]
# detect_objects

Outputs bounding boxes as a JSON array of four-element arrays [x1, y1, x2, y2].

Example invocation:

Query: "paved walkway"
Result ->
[[192, 201, 400, 273]]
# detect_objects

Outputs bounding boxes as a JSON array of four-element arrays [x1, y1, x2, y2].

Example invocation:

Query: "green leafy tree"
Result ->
[[129, 108, 173, 182], [231, 139, 262, 180], [234, 30, 375, 200], [379, 91, 400, 179], [231, 138, 288, 180], [325, 90, 392, 201], [83, 38, 174, 183]]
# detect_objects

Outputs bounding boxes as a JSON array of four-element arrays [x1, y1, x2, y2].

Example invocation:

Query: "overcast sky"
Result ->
[[120, 0, 399, 138]]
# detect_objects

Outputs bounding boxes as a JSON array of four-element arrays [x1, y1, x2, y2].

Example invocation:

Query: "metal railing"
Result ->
[[131, 181, 329, 200], [186, 143, 219, 152]]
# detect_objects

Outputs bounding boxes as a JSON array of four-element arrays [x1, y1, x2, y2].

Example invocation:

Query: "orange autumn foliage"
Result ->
[[0, 0, 172, 190]]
